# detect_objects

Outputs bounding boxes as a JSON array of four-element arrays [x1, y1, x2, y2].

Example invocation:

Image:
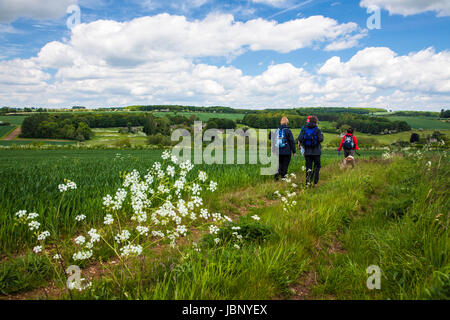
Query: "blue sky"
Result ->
[[0, 0, 449, 110]]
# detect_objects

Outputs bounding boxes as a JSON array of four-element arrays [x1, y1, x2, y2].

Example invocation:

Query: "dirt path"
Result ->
[[3, 127, 21, 140]]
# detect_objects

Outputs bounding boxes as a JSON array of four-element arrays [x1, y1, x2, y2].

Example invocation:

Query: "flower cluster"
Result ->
[[58, 180, 77, 193], [274, 173, 298, 213], [74, 151, 224, 261]]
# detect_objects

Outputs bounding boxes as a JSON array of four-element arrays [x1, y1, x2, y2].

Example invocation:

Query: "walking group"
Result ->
[[272, 115, 360, 187]]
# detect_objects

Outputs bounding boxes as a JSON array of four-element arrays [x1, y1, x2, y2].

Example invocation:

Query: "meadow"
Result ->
[[0, 115, 28, 126], [380, 116, 450, 130], [0, 126, 15, 138], [0, 148, 447, 300]]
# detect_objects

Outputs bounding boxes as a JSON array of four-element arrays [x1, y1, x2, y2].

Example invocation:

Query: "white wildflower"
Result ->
[[33, 245, 42, 253], [74, 236, 86, 245], [136, 226, 149, 236], [75, 214, 86, 222], [103, 214, 114, 225], [28, 220, 40, 231], [15, 210, 27, 218], [115, 230, 131, 243], [37, 231, 50, 241]]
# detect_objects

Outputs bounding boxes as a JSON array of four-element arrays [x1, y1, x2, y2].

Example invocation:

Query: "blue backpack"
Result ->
[[302, 127, 318, 147], [275, 128, 287, 148], [343, 135, 354, 149]]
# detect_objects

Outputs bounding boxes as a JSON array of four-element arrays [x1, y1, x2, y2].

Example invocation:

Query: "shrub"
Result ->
[[147, 134, 172, 146], [114, 138, 132, 148]]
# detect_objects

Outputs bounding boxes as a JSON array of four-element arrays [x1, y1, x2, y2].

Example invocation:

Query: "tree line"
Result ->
[[242, 112, 411, 134], [21, 113, 93, 141]]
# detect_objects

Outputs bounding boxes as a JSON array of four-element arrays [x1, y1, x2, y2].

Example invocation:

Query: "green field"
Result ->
[[0, 115, 27, 126], [0, 126, 16, 138], [381, 116, 450, 130], [0, 140, 76, 146], [152, 111, 245, 122]]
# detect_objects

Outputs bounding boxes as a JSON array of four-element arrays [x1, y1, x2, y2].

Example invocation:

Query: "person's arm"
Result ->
[[298, 128, 304, 149], [337, 136, 345, 151], [353, 136, 359, 150], [317, 128, 324, 144], [288, 130, 296, 155]]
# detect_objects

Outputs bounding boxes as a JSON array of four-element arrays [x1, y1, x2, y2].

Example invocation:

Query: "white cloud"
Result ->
[[360, 0, 450, 17], [0, 14, 448, 111], [39, 13, 363, 70], [0, 0, 78, 23], [252, 0, 287, 6], [319, 47, 450, 94]]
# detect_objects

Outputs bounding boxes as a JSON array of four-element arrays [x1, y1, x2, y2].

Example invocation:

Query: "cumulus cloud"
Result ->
[[35, 13, 364, 70], [360, 0, 450, 17], [0, 0, 78, 23], [0, 14, 448, 110], [319, 47, 450, 93]]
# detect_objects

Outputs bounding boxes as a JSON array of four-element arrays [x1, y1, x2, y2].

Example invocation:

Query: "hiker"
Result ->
[[338, 127, 360, 158], [298, 116, 324, 187], [271, 116, 296, 180]]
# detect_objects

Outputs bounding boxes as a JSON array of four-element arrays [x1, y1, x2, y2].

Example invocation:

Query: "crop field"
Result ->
[[152, 112, 246, 122], [381, 116, 450, 130], [84, 128, 148, 146], [0, 115, 27, 126], [0, 126, 15, 138]]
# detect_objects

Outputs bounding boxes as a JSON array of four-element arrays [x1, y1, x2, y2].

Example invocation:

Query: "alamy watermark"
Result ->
[[66, 5, 81, 30], [66, 265, 91, 291], [366, 265, 382, 290], [367, 6, 381, 30], [171, 122, 279, 176]]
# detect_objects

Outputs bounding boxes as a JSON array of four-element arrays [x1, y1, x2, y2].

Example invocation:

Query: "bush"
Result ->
[[147, 134, 172, 146], [114, 138, 132, 148]]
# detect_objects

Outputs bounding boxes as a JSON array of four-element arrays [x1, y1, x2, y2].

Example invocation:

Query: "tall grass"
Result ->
[[0, 149, 382, 254]]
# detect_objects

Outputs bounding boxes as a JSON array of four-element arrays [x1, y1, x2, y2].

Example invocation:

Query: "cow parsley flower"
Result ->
[[167, 165, 175, 177], [53, 254, 62, 260], [15, 210, 27, 218], [198, 171, 207, 182], [208, 181, 217, 192], [73, 250, 93, 261], [37, 231, 50, 241], [161, 151, 171, 160], [120, 244, 143, 257], [75, 236, 86, 245], [115, 230, 131, 243], [33, 245, 42, 253], [27, 212, 39, 220], [28, 220, 40, 231], [104, 214, 114, 225], [75, 214, 86, 222], [209, 225, 220, 235], [251, 215, 261, 221], [136, 225, 149, 236], [88, 229, 100, 243]]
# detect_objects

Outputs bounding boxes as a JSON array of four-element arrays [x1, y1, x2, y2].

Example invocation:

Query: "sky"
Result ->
[[0, 0, 449, 111]]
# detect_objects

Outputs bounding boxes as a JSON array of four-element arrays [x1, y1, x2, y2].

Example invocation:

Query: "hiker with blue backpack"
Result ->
[[271, 116, 296, 181], [298, 116, 324, 187]]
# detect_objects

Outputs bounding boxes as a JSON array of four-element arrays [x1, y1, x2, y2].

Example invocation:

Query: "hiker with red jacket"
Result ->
[[338, 127, 360, 157]]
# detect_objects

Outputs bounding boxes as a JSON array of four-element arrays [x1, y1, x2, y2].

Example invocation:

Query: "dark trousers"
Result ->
[[276, 154, 292, 179], [305, 155, 321, 185], [344, 149, 355, 157]]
